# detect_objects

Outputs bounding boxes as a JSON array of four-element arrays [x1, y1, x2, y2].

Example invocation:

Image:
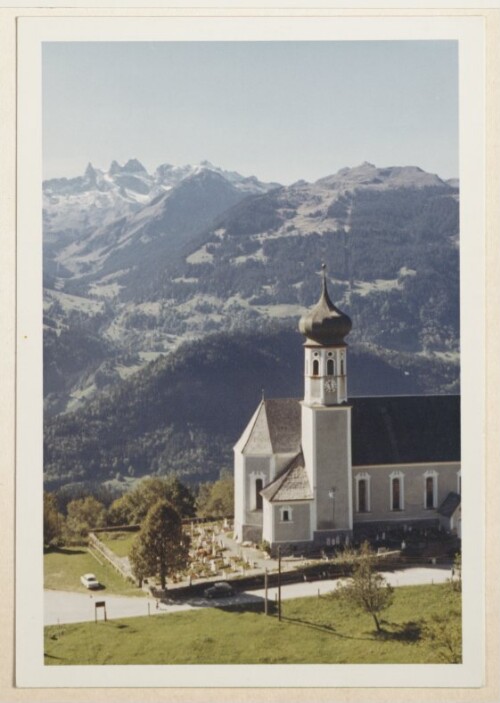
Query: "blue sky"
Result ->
[[43, 41, 458, 183]]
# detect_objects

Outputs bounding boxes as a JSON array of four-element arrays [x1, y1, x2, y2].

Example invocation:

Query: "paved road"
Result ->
[[44, 591, 178, 625], [250, 565, 452, 601], [44, 565, 451, 626]]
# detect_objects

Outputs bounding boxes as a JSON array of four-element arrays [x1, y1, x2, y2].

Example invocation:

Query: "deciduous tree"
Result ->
[[129, 500, 190, 589], [450, 551, 461, 592], [196, 475, 234, 517], [424, 613, 462, 663], [43, 491, 64, 547], [108, 476, 195, 525], [337, 541, 394, 632], [65, 496, 107, 540]]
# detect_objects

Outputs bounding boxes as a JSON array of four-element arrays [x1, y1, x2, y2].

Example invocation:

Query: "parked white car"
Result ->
[[80, 573, 100, 590]]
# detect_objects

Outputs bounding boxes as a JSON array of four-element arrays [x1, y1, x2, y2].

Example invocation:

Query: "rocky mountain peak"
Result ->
[[316, 163, 449, 191], [122, 158, 147, 173], [84, 162, 97, 183], [108, 160, 123, 175]]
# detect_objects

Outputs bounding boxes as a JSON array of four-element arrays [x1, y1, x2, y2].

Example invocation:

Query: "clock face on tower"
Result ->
[[324, 379, 337, 392]]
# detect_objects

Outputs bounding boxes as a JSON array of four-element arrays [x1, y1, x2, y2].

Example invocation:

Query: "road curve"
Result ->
[[45, 565, 452, 626]]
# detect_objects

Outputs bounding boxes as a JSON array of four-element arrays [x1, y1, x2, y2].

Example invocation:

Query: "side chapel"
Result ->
[[234, 267, 461, 554]]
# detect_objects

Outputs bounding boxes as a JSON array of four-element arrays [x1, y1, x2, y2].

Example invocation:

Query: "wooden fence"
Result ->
[[88, 532, 138, 584]]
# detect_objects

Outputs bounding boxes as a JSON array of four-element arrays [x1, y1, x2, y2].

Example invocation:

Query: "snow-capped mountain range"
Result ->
[[43, 159, 460, 416], [43, 158, 278, 245]]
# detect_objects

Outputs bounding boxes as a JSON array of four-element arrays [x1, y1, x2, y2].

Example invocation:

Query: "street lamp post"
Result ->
[[328, 487, 336, 528]]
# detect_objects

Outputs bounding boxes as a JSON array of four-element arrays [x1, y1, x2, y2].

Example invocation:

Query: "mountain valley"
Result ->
[[43, 159, 460, 488]]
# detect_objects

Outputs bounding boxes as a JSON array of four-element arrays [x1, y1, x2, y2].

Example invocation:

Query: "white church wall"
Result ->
[[262, 499, 274, 544], [352, 462, 461, 524], [273, 502, 311, 543], [244, 456, 270, 528], [313, 407, 352, 531], [233, 450, 245, 542], [234, 454, 269, 543], [301, 403, 315, 488]]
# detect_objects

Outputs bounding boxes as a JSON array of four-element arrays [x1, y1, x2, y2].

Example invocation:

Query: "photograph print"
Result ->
[[22, 20, 484, 684]]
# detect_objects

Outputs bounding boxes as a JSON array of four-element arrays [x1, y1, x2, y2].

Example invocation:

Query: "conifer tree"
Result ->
[[129, 500, 190, 589]]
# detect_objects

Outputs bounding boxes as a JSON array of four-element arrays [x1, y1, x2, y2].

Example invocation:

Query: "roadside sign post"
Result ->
[[95, 601, 107, 623]]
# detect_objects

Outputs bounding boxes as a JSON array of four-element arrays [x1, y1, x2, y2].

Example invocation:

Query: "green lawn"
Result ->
[[44, 583, 461, 665], [44, 547, 144, 597], [97, 531, 138, 558]]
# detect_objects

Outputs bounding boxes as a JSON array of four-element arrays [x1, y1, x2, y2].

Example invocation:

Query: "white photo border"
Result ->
[[15, 12, 485, 690]]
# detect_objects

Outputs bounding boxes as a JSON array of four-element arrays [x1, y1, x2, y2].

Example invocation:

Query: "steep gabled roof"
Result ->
[[437, 491, 461, 518], [261, 452, 313, 502], [239, 401, 273, 454], [351, 395, 461, 465], [265, 398, 302, 453], [237, 395, 460, 465], [241, 398, 301, 455]]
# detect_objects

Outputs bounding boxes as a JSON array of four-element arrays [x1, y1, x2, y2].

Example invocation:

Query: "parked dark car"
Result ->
[[203, 582, 234, 599]]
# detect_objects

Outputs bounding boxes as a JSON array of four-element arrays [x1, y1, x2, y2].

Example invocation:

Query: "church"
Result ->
[[233, 267, 461, 554]]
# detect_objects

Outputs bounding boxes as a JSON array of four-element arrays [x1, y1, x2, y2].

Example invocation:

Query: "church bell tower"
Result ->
[[299, 265, 353, 541]]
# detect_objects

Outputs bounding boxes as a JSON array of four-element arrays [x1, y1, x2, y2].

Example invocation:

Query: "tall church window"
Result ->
[[392, 478, 401, 510], [340, 358, 345, 375], [327, 359, 335, 376], [355, 473, 371, 512], [312, 359, 319, 376], [426, 477, 434, 508], [255, 478, 263, 511], [390, 471, 404, 510], [423, 471, 438, 509], [358, 479, 367, 512]]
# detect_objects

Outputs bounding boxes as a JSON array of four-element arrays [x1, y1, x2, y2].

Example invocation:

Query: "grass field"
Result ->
[[97, 531, 138, 558], [44, 583, 461, 665], [44, 547, 144, 597]]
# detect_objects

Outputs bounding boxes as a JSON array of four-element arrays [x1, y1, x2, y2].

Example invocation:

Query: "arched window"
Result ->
[[390, 471, 405, 510], [312, 359, 319, 376], [255, 478, 263, 511], [340, 358, 345, 375], [358, 479, 367, 512], [355, 472, 371, 512], [426, 476, 434, 509], [424, 471, 438, 509], [327, 359, 334, 376], [392, 478, 401, 510]]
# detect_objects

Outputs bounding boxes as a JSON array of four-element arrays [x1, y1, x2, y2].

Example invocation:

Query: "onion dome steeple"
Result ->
[[299, 264, 352, 346]]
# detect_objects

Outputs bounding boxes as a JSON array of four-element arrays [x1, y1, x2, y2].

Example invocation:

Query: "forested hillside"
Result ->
[[43, 161, 460, 491], [44, 326, 459, 488]]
